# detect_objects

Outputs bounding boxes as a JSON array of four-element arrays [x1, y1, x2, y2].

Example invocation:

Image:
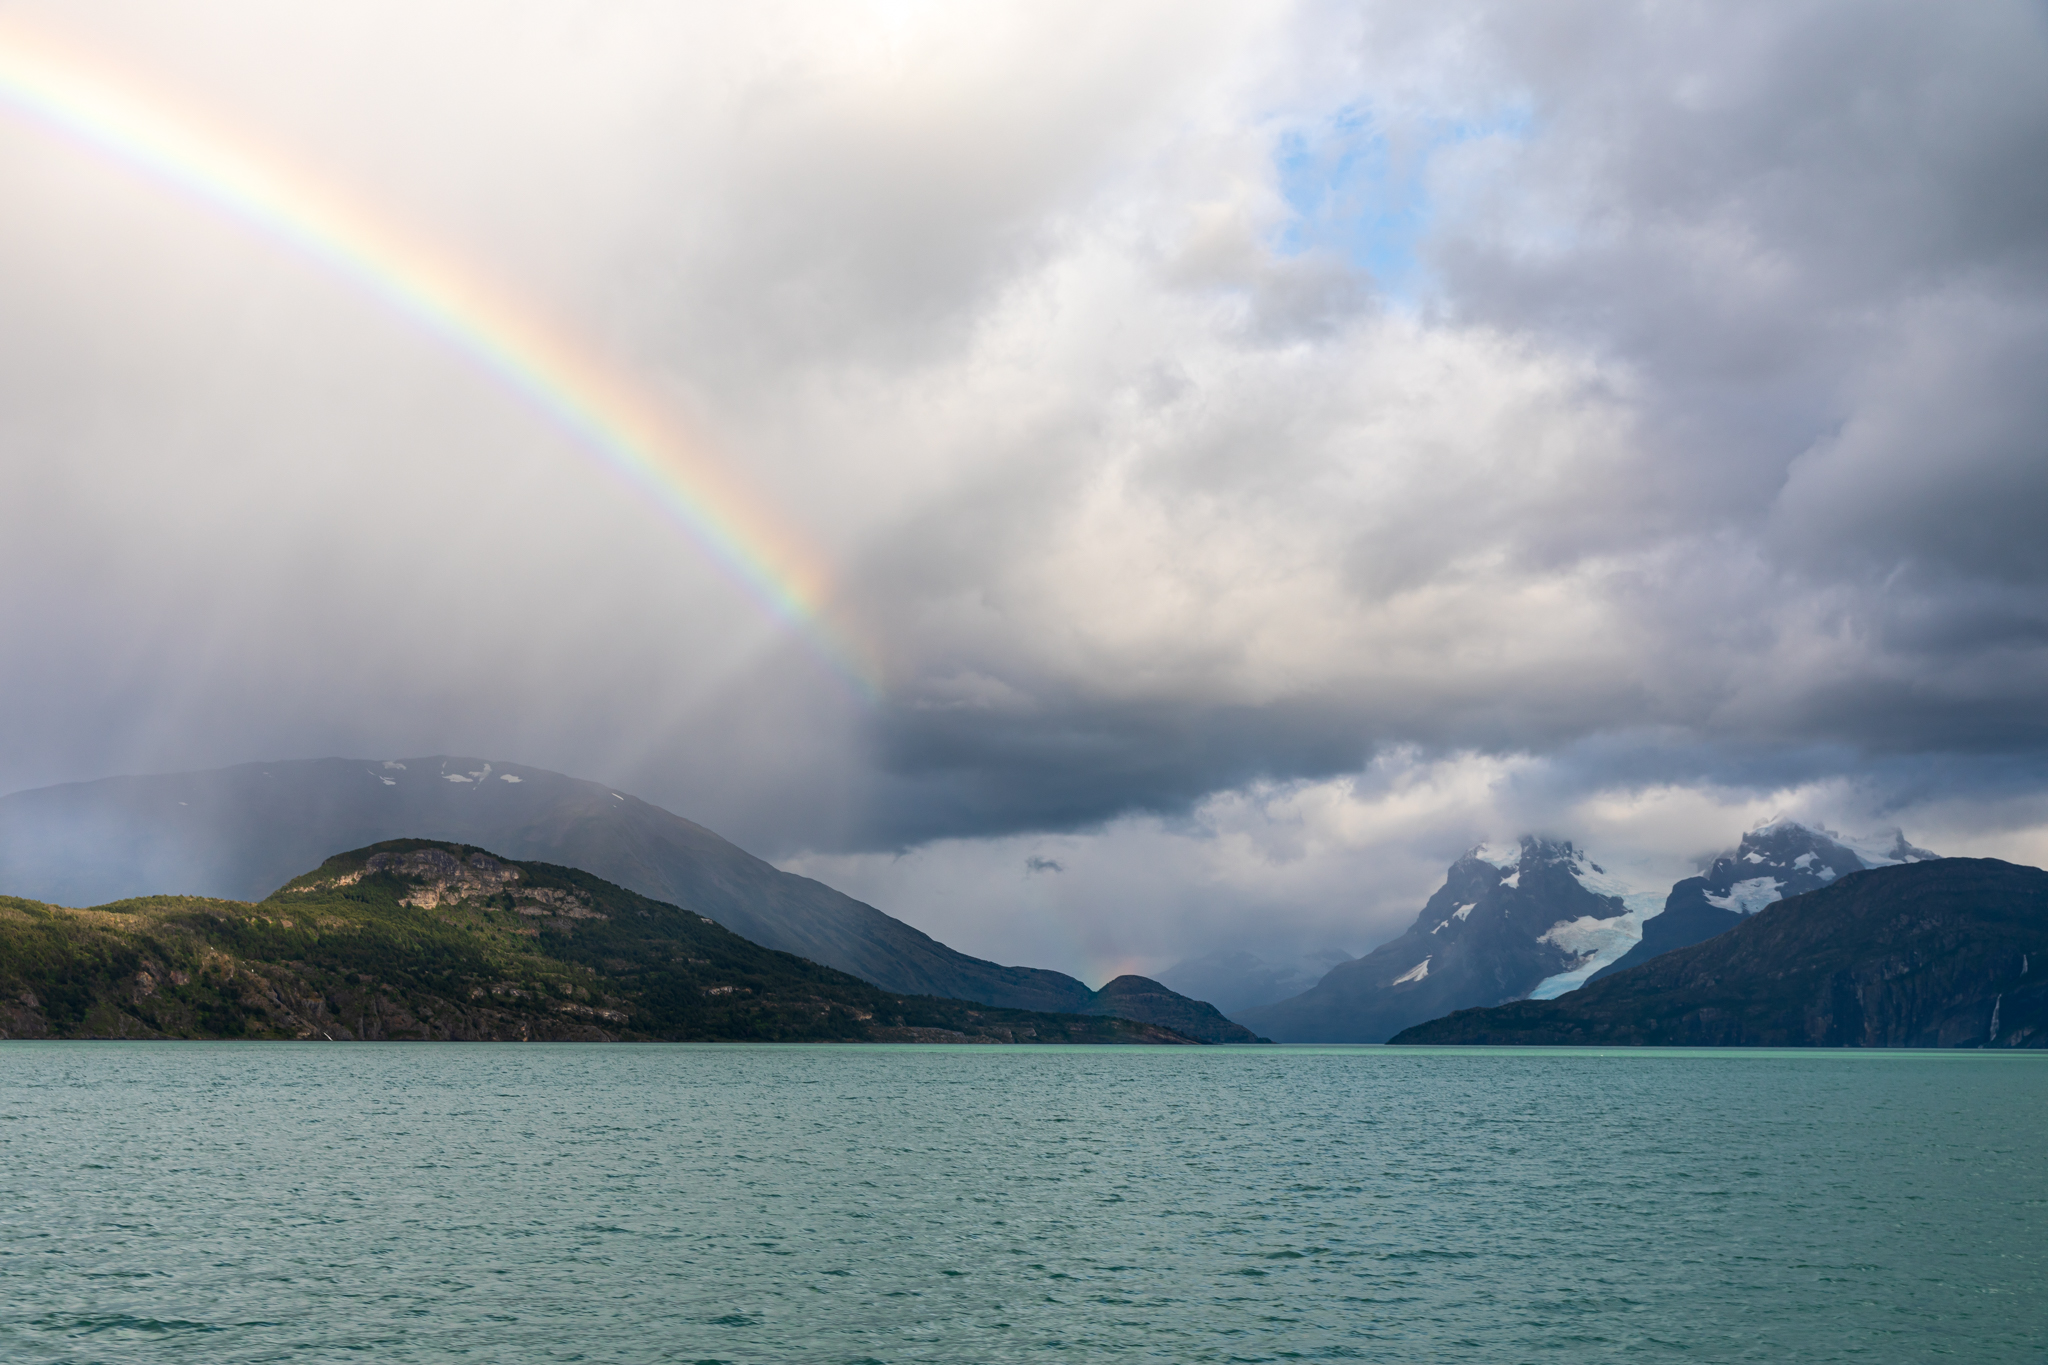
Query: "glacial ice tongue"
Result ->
[[1528, 912, 1644, 1000]]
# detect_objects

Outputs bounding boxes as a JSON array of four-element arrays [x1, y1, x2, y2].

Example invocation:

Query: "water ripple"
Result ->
[[0, 1043, 2043, 1362]]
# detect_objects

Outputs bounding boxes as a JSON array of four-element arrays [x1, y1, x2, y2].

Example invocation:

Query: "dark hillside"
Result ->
[[1084, 975, 1264, 1044]]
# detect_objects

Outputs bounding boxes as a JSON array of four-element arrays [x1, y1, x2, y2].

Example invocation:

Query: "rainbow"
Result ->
[[0, 18, 878, 697]]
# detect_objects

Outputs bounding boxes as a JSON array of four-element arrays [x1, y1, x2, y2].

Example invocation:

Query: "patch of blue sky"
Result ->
[[1274, 102, 1531, 304]]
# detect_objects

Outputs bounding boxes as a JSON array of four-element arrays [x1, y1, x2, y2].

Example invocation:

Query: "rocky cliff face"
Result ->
[[1391, 859, 2047, 1048], [1237, 838, 1650, 1043], [1587, 821, 1937, 983]]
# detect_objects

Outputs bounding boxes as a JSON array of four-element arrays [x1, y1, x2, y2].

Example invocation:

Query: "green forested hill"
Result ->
[[0, 840, 1198, 1044]]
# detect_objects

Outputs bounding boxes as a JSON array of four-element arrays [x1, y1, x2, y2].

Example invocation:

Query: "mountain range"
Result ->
[[1235, 822, 1944, 1042], [3, 755, 2012, 1047], [0, 757, 1259, 1043], [0, 839, 1209, 1044], [1390, 858, 2047, 1047]]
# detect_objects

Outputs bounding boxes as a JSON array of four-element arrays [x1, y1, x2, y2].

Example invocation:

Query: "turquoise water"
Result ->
[[1, 1044, 2042, 1363]]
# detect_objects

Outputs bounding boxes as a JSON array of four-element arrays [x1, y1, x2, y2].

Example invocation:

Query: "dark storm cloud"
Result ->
[[858, 698, 1373, 845], [1428, 0, 2048, 581]]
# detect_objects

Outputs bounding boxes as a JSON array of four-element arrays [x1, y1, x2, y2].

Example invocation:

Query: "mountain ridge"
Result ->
[[0, 757, 1258, 1043], [1389, 859, 2048, 1047], [0, 838, 1206, 1045]]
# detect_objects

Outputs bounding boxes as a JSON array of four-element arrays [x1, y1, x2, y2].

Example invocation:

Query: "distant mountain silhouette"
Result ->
[[0, 757, 1256, 1042], [1156, 946, 1353, 1017], [1391, 859, 2047, 1047]]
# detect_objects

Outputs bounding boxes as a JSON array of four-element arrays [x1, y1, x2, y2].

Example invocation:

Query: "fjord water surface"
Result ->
[[2, 1043, 2041, 1363]]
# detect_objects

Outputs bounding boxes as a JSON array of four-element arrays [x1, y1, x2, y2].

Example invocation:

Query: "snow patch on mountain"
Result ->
[[1705, 875, 1786, 915], [1392, 957, 1430, 985]]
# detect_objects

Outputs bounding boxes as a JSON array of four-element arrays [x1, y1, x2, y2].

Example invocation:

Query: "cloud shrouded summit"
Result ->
[[2, 1, 2045, 977]]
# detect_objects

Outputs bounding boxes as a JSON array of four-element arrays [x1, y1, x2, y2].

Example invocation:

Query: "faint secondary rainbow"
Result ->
[[0, 19, 879, 698]]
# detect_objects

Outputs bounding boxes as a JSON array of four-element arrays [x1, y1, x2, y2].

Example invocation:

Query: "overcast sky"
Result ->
[[3, 1, 2045, 981]]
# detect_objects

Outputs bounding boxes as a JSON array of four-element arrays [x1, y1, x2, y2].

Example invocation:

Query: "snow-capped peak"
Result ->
[[1841, 827, 1941, 867], [1466, 835, 1596, 873], [1750, 813, 1812, 836], [1671, 818, 1939, 927], [1735, 818, 1938, 869], [1467, 838, 1525, 871]]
